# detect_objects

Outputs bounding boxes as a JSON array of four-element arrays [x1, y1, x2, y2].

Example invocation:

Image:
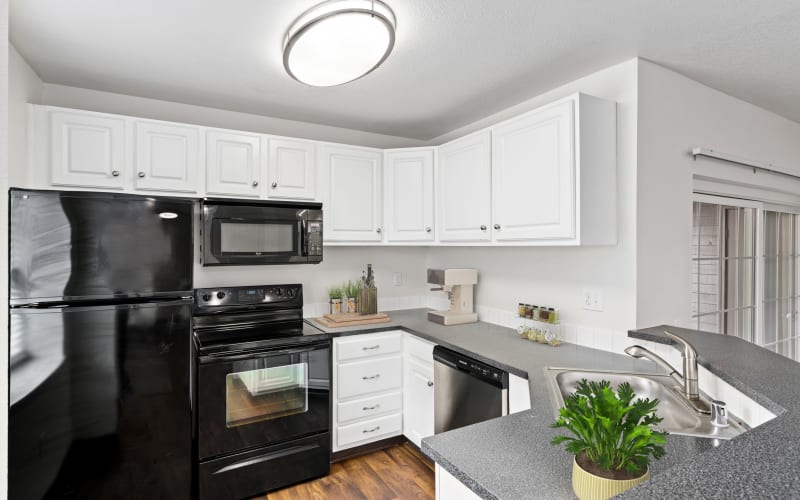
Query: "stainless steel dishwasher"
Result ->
[[433, 345, 509, 433]]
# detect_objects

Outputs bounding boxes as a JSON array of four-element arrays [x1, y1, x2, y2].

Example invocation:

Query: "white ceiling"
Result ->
[[10, 0, 800, 140]]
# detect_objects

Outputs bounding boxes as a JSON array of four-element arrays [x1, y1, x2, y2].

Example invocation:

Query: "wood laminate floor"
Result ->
[[258, 442, 435, 499]]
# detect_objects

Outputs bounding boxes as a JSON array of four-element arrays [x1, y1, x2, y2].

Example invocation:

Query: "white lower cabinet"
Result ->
[[403, 333, 435, 447], [334, 331, 531, 457], [336, 413, 403, 450], [332, 331, 404, 452], [337, 391, 402, 424], [436, 464, 480, 500], [337, 356, 402, 399]]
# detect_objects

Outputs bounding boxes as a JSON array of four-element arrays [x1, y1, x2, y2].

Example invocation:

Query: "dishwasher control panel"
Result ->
[[434, 345, 509, 388]]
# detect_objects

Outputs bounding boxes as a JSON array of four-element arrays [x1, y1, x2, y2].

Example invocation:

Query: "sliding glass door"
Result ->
[[762, 211, 800, 358], [691, 199, 800, 362]]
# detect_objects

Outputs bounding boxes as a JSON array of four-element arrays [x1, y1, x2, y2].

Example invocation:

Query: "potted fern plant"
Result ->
[[551, 379, 667, 500]]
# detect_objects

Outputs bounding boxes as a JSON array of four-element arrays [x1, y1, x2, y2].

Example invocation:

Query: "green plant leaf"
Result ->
[[550, 378, 668, 474]]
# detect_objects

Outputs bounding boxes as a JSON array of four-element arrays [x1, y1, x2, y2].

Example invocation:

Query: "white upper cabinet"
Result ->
[[492, 94, 616, 245], [133, 120, 199, 193], [492, 100, 575, 240], [320, 145, 383, 242], [437, 131, 492, 242], [267, 138, 316, 200], [205, 130, 262, 197], [50, 110, 126, 189], [384, 148, 435, 242]]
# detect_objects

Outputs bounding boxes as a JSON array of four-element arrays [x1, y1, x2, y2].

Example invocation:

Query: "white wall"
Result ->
[[9, 45, 43, 185], [40, 82, 424, 149], [195, 246, 431, 316], [427, 60, 639, 332], [1, 0, 11, 495], [636, 59, 800, 329]]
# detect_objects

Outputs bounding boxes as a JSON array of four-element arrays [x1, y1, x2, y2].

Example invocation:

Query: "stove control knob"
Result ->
[[217, 291, 226, 300], [202, 294, 211, 302], [276, 288, 283, 296]]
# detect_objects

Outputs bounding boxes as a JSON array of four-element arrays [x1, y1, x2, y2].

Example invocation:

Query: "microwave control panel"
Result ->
[[307, 222, 323, 257]]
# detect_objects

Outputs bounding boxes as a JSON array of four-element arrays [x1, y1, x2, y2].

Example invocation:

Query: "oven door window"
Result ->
[[217, 221, 297, 255], [226, 357, 309, 428]]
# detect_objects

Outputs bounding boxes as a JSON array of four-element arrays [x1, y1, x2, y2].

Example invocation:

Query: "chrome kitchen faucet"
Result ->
[[625, 330, 711, 414]]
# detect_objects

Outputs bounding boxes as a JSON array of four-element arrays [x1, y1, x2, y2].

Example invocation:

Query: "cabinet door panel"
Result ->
[[206, 131, 262, 197], [268, 139, 316, 200], [403, 358, 434, 447], [492, 101, 575, 240], [384, 149, 434, 241], [321, 146, 382, 242], [50, 111, 125, 189], [437, 131, 491, 242], [134, 121, 199, 192]]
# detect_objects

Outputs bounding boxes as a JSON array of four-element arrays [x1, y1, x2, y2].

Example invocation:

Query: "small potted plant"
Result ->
[[327, 286, 343, 314], [551, 379, 667, 500], [343, 280, 359, 314]]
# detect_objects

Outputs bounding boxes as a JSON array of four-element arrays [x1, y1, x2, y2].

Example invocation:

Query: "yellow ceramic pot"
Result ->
[[572, 457, 649, 500]]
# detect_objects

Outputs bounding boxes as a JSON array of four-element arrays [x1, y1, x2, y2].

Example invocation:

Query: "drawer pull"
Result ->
[[363, 404, 381, 411], [362, 426, 381, 434], [362, 374, 381, 380], [362, 345, 380, 351], [427, 381, 434, 387]]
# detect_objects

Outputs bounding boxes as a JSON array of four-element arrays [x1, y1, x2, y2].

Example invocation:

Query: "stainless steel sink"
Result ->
[[545, 368, 748, 440]]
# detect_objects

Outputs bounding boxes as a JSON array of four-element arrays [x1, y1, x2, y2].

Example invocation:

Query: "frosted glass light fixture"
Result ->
[[283, 0, 396, 87]]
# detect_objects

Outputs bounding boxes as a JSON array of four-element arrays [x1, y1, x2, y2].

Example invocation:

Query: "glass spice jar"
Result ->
[[538, 308, 550, 322], [518, 303, 527, 317]]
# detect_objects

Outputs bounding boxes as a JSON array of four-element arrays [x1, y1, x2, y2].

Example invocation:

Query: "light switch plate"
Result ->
[[393, 272, 402, 286], [583, 289, 604, 312]]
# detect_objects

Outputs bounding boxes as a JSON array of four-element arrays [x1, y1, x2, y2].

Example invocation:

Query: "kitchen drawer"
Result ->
[[336, 331, 402, 362], [337, 391, 402, 424], [337, 355, 402, 399], [336, 413, 402, 449], [405, 333, 435, 365]]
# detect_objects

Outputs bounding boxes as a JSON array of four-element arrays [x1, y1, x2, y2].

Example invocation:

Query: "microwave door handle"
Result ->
[[300, 218, 308, 257]]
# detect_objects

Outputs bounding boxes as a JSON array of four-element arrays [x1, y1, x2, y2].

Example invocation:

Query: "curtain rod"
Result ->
[[692, 147, 800, 182]]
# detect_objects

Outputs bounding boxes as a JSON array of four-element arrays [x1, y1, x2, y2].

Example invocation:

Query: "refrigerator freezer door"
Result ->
[[9, 189, 193, 304], [8, 299, 192, 500]]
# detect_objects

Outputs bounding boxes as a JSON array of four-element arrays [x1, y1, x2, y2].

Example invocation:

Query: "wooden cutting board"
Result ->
[[315, 313, 391, 328]]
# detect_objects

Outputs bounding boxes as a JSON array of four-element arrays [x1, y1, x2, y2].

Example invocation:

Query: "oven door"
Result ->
[[202, 202, 312, 266], [196, 341, 330, 459]]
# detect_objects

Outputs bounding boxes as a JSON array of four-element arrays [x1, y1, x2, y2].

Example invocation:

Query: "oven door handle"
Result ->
[[200, 342, 329, 363]]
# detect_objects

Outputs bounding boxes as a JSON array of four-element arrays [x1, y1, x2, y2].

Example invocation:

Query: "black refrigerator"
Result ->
[[8, 189, 194, 500]]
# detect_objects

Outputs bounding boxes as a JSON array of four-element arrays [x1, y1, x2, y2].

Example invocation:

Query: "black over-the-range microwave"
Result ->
[[201, 199, 323, 266]]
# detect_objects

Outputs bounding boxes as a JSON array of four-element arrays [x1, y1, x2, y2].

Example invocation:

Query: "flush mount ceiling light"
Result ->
[[283, 0, 396, 87]]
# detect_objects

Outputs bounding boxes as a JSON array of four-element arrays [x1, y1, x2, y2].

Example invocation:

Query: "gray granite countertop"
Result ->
[[309, 311, 800, 499]]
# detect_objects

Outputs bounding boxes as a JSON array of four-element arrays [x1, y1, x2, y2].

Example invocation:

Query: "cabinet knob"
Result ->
[[111, 170, 120, 177], [425, 227, 432, 233], [376, 228, 382, 234], [427, 381, 434, 387], [494, 224, 501, 230], [137, 171, 146, 178], [252, 180, 259, 187], [271, 182, 278, 188], [480, 225, 487, 231]]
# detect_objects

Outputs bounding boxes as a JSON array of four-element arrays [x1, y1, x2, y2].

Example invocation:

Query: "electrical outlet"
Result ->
[[583, 289, 604, 312], [392, 272, 402, 286]]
